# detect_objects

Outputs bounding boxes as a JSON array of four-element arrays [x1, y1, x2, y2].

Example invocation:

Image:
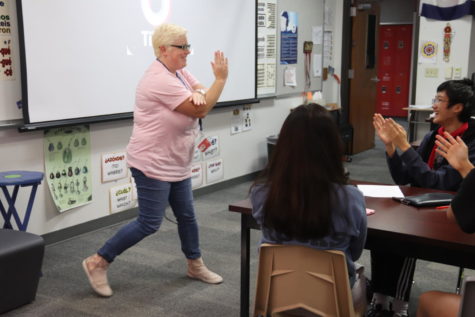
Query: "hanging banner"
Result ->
[[443, 23, 452, 62], [419, 0, 474, 21], [44, 125, 93, 212]]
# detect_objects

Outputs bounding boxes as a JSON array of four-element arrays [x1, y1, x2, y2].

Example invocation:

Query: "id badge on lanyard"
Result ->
[[197, 121, 210, 152]]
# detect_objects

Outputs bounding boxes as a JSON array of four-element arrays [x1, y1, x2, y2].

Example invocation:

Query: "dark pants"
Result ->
[[370, 250, 416, 302]]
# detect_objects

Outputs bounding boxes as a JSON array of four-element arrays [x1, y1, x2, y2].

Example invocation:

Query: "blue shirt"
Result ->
[[250, 183, 367, 286]]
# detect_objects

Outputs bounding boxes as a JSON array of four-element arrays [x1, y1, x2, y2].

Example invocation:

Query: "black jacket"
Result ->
[[387, 119, 475, 191]]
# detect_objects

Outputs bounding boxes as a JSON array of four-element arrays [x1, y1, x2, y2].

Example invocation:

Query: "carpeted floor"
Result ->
[[4, 122, 473, 316]]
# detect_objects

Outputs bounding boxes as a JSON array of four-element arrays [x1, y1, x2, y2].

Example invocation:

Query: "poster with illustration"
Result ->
[[419, 40, 437, 64], [44, 125, 92, 212], [280, 10, 298, 64]]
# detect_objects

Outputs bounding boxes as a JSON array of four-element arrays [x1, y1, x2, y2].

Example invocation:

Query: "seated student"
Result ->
[[369, 79, 475, 317], [250, 103, 367, 304], [416, 132, 475, 317]]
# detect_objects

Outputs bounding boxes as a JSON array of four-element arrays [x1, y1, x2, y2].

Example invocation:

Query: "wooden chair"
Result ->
[[254, 243, 366, 317], [458, 276, 475, 317]]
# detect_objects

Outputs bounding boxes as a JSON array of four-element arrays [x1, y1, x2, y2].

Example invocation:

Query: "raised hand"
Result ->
[[373, 113, 396, 145], [387, 119, 410, 152], [211, 51, 228, 82], [435, 132, 474, 177]]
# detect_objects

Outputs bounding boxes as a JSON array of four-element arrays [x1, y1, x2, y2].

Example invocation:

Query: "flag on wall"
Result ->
[[420, 0, 475, 21]]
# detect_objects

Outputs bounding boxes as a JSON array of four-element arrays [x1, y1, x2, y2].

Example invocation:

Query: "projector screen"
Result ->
[[16, 0, 257, 130]]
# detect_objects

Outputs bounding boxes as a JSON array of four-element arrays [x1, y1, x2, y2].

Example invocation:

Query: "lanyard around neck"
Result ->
[[156, 58, 191, 90], [156, 58, 202, 131]]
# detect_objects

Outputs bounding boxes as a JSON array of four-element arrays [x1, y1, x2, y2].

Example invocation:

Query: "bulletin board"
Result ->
[[275, 0, 324, 97]]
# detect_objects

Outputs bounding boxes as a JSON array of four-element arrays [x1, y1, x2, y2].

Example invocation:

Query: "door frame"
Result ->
[[339, 0, 420, 150]]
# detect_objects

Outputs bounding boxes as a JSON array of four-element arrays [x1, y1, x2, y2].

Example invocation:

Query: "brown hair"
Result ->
[[253, 103, 347, 241]]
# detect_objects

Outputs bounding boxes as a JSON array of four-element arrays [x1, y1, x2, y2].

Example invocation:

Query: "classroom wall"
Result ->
[[321, 0, 343, 105], [415, 15, 474, 105], [0, 96, 303, 235], [0, 0, 346, 236], [13, 1, 475, 237]]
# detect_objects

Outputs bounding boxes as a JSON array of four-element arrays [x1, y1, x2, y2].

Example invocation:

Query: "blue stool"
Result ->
[[0, 171, 44, 231]]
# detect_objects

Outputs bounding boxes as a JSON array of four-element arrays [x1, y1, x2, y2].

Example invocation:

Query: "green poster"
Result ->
[[44, 125, 93, 212]]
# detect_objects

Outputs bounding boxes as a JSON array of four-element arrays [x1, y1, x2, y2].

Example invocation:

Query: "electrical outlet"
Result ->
[[425, 67, 439, 78], [444, 67, 453, 79], [453, 67, 462, 79]]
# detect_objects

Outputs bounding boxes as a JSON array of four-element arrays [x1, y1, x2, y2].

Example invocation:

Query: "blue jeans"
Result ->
[[98, 168, 201, 262]]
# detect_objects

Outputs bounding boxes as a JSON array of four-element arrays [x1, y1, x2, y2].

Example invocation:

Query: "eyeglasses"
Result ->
[[169, 44, 191, 51], [432, 96, 449, 104]]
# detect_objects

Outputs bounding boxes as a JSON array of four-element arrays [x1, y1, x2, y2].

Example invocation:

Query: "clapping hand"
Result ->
[[386, 118, 410, 152], [373, 113, 394, 145], [435, 132, 474, 177], [373, 114, 411, 155]]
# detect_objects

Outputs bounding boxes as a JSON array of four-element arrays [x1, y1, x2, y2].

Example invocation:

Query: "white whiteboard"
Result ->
[[17, 0, 257, 128]]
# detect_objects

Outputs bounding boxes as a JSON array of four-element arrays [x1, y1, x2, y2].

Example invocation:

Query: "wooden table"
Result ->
[[228, 182, 475, 317]]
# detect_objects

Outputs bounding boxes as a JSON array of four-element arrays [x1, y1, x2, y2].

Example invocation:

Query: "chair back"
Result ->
[[458, 276, 475, 317], [253, 243, 357, 317]]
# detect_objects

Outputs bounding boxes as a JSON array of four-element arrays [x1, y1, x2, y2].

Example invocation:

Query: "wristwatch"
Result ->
[[195, 89, 206, 95]]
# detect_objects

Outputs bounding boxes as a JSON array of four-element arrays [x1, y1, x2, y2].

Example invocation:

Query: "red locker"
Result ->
[[376, 25, 413, 117]]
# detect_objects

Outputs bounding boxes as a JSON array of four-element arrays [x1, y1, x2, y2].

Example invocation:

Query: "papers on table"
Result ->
[[357, 185, 404, 198]]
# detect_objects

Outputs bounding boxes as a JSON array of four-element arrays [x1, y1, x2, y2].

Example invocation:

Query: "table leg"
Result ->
[[240, 214, 251, 317], [456, 267, 464, 294]]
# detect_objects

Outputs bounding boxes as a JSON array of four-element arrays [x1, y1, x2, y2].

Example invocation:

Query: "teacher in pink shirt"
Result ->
[[82, 23, 228, 297]]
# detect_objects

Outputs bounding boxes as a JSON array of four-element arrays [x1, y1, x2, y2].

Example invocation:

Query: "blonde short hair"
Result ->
[[152, 23, 187, 58]]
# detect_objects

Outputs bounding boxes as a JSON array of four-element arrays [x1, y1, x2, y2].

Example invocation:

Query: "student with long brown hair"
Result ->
[[250, 103, 367, 294]]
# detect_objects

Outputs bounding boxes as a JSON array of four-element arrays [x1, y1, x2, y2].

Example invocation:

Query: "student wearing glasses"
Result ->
[[417, 132, 475, 317], [368, 79, 475, 317], [82, 23, 228, 297]]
